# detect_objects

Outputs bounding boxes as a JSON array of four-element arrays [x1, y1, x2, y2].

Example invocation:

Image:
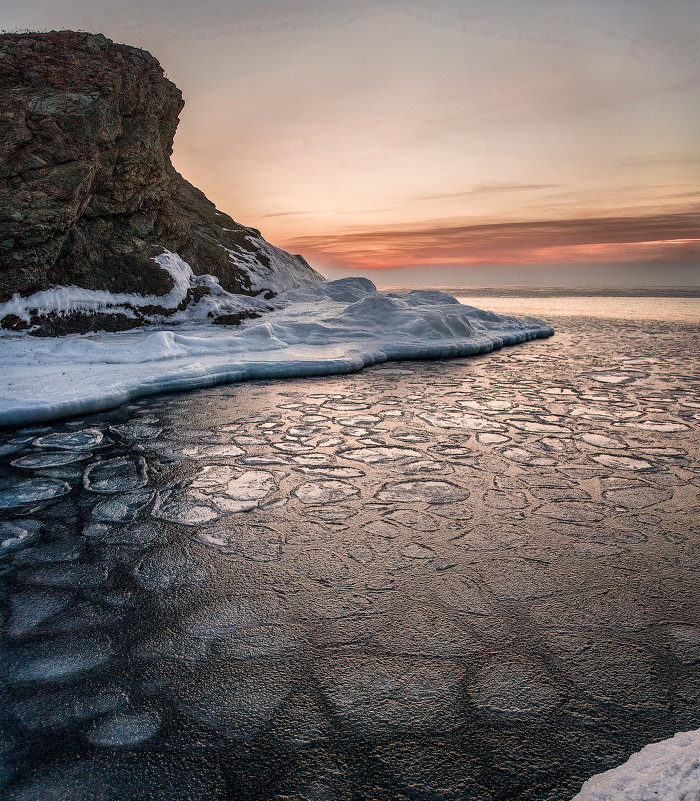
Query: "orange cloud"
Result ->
[[282, 211, 700, 269]]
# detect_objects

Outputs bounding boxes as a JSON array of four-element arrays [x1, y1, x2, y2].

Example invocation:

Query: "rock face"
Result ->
[[0, 31, 322, 334]]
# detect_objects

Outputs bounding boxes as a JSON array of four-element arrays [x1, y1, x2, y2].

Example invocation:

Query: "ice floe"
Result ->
[[0, 478, 71, 510], [132, 546, 211, 591], [419, 411, 507, 432], [195, 523, 282, 562], [375, 480, 469, 504], [188, 466, 275, 512], [86, 711, 161, 747], [11, 451, 91, 469], [468, 661, 561, 720], [109, 422, 163, 441], [0, 518, 42, 554], [83, 457, 148, 493], [0, 274, 552, 426], [150, 466, 276, 525], [314, 653, 463, 737], [584, 369, 648, 384], [33, 428, 110, 450], [600, 478, 672, 508], [4, 633, 112, 683], [20, 562, 110, 589], [591, 454, 654, 471], [294, 479, 359, 504], [7, 590, 74, 638], [8, 685, 129, 732], [91, 489, 155, 523], [340, 446, 423, 463], [175, 661, 294, 741]]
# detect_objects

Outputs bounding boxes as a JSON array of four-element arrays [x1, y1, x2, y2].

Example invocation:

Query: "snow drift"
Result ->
[[0, 254, 553, 426]]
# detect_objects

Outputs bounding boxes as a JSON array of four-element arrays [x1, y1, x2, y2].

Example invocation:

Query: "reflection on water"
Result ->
[[455, 295, 700, 322], [1, 315, 699, 801]]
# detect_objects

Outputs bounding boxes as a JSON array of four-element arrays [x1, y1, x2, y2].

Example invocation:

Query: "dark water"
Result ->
[[1, 314, 699, 800]]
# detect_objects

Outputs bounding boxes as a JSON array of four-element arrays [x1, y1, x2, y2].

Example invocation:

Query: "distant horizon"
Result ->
[[374, 285, 700, 294], [317, 260, 700, 288]]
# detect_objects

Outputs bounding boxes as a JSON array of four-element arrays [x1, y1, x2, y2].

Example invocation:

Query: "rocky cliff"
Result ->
[[0, 30, 322, 334]]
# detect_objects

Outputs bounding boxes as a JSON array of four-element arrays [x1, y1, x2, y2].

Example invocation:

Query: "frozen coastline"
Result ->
[[0, 256, 553, 426]]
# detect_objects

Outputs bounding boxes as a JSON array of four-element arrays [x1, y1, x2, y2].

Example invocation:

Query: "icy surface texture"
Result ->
[[572, 728, 700, 800], [0, 313, 698, 801], [0, 277, 552, 426]]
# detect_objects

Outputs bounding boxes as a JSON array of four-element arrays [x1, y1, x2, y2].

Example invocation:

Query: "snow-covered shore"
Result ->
[[0, 260, 553, 427]]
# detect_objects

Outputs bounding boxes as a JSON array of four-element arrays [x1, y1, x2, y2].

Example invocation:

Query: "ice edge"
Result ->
[[0, 261, 554, 428]]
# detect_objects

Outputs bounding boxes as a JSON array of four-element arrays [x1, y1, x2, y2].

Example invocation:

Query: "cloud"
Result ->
[[283, 210, 700, 269], [258, 210, 317, 218], [611, 153, 700, 168], [414, 183, 560, 201]]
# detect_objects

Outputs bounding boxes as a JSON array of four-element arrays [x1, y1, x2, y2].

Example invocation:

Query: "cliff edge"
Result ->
[[0, 31, 322, 334]]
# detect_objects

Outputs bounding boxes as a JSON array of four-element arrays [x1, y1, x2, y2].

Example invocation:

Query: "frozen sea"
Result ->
[[1, 292, 699, 800]]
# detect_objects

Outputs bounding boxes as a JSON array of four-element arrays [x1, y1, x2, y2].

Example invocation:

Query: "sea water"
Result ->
[[0, 292, 698, 800]]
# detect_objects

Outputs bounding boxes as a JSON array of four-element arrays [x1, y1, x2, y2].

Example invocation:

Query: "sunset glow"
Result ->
[[284, 217, 700, 270], [1, 11, 700, 798], [4, 0, 699, 284]]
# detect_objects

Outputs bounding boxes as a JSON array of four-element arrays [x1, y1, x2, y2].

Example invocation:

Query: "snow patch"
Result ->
[[0, 251, 271, 331], [572, 729, 700, 801], [222, 231, 319, 294]]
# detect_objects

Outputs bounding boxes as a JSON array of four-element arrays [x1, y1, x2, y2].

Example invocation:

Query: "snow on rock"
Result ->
[[571, 728, 700, 801], [222, 231, 325, 295], [0, 252, 272, 333], [0, 277, 553, 426]]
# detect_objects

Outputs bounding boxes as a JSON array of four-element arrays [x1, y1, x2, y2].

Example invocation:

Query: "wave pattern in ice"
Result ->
[[0, 312, 698, 799], [0, 277, 553, 426]]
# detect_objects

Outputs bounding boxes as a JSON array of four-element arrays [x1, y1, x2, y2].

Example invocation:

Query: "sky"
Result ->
[[4, 0, 699, 285]]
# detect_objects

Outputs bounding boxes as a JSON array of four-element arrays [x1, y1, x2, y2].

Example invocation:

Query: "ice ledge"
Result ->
[[0, 277, 553, 427]]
